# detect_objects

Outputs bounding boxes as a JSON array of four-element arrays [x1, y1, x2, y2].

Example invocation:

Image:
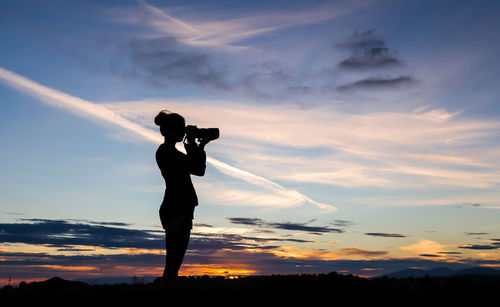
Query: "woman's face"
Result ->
[[172, 120, 186, 142]]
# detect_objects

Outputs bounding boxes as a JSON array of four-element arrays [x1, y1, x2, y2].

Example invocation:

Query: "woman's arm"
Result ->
[[185, 140, 206, 176]]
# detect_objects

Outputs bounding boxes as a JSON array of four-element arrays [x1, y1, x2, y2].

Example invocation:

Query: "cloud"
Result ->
[[0, 66, 335, 212], [437, 251, 462, 255], [400, 239, 453, 256], [365, 233, 407, 238], [339, 248, 388, 257], [115, 0, 368, 49], [0, 248, 491, 283], [104, 98, 500, 193], [469, 239, 500, 249], [0, 218, 316, 260], [116, 36, 227, 90], [228, 218, 343, 234], [331, 220, 356, 228], [458, 244, 500, 250], [0, 219, 496, 282], [338, 48, 402, 70], [106, 1, 370, 99], [465, 232, 489, 236], [336, 76, 417, 92], [335, 29, 415, 92], [335, 29, 386, 51], [0, 219, 164, 249]]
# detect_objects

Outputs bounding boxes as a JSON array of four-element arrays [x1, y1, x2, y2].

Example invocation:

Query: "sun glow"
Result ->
[[180, 264, 257, 276]]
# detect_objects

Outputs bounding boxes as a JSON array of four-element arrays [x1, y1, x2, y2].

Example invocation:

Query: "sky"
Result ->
[[1, 0, 500, 285]]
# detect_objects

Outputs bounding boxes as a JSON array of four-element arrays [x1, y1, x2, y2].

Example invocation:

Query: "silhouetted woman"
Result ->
[[154, 111, 207, 281]]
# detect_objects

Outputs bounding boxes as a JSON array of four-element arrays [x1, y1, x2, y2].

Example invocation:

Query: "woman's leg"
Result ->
[[164, 226, 191, 280]]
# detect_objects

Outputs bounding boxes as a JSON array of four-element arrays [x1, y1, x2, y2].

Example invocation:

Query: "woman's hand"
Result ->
[[198, 138, 210, 149]]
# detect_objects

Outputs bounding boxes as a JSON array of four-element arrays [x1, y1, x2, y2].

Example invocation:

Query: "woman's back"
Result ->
[[156, 142, 206, 218]]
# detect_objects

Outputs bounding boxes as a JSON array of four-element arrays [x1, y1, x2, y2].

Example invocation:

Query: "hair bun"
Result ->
[[154, 110, 170, 126]]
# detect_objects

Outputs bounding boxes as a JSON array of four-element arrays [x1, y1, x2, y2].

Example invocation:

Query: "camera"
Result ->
[[185, 125, 219, 142]]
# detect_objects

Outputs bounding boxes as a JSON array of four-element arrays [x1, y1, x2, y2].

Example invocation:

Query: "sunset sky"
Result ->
[[1, 0, 500, 285]]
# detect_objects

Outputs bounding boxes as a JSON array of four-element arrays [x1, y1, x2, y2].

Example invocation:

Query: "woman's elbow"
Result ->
[[192, 167, 206, 176]]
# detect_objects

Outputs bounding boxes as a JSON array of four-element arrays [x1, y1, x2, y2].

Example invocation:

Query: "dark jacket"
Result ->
[[156, 142, 206, 222]]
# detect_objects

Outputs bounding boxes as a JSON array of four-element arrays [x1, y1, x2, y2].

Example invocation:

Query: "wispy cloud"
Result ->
[[115, 0, 369, 49], [228, 217, 343, 234], [336, 76, 417, 92], [104, 98, 500, 193], [0, 66, 335, 212], [365, 233, 407, 238], [106, 1, 375, 99], [338, 248, 388, 257], [338, 48, 403, 70]]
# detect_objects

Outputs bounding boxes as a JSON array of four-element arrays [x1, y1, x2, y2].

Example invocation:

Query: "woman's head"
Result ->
[[154, 110, 185, 142]]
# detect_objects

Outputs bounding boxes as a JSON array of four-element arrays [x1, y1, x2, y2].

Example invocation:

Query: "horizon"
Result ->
[[1, 0, 500, 286]]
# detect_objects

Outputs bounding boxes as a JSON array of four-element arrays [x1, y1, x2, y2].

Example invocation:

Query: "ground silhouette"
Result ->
[[2, 272, 499, 304]]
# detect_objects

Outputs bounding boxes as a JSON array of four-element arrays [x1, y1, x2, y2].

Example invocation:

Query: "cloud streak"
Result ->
[[228, 217, 343, 234], [0, 66, 335, 212], [125, 0, 369, 49], [336, 76, 417, 92], [338, 48, 402, 70], [365, 233, 407, 238], [104, 98, 500, 193]]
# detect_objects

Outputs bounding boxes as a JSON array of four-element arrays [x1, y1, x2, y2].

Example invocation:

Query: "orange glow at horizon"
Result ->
[[26, 265, 100, 272], [179, 264, 258, 276]]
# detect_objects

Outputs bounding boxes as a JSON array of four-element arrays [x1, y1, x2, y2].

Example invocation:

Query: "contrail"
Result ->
[[0, 66, 336, 211]]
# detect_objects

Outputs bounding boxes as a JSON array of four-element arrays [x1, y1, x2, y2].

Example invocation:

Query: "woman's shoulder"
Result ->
[[156, 144, 186, 161]]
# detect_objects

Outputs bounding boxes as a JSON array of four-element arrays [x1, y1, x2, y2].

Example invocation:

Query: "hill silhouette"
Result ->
[[2, 272, 500, 303], [381, 266, 500, 279]]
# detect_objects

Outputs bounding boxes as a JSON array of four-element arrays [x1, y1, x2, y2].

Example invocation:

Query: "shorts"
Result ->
[[160, 214, 193, 231]]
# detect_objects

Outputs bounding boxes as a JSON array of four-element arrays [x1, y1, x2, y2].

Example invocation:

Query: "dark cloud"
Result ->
[[335, 29, 386, 51], [465, 232, 489, 236], [286, 86, 313, 95], [338, 48, 402, 70], [331, 220, 355, 228], [365, 232, 406, 238], [336, 76, 417, 92], [114, 38, 294, 100], [228, 218, 265, 227], [189, 234, 277, 252], [193, 223, 215, 228], [56, 248, 96, 252], [228, 218, 343, 234], [334, 29, 416, 92], [0, 219, 164, 249], [457, 239, 500, 250], [457, 203, 483, 209], [419, 254, 441, 258], [339, 248, 388, 257], [458, 244, 500, 250], [1, 218, 304, 255], [29, 219, 132, 227], [116, 36, 228, 90]]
